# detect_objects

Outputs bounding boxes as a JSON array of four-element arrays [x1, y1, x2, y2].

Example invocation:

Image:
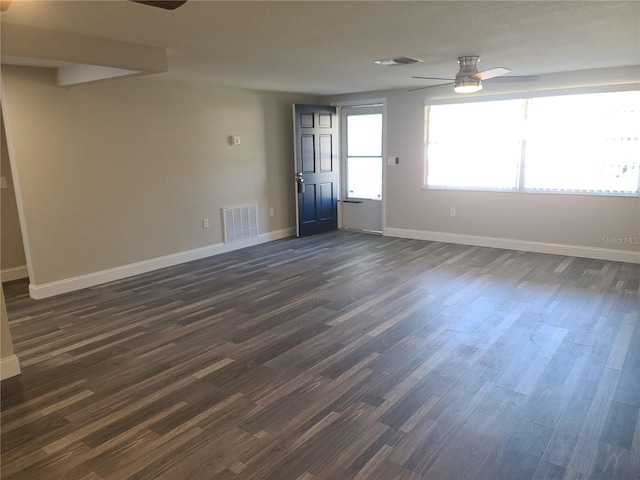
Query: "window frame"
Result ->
[[423, 85, 640, 197], [344, 106, 384, 201]]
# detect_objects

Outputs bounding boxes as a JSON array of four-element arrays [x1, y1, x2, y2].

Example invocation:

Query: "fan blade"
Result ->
[[130, 1, 187, 10], [409, 82, 454, 92], [486, 75, 541, 83], [472, 67, 511, 80], [412, 76, 455, 81]]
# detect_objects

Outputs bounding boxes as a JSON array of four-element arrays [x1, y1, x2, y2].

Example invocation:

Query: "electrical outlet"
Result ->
[[203, 218, 209, 228], [0, 177, 7, 189], [269, 207, 274, 217], [450, 208, 456, 217]]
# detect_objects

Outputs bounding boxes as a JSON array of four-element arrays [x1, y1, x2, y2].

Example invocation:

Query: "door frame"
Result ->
[[331, 98, 387, 234]]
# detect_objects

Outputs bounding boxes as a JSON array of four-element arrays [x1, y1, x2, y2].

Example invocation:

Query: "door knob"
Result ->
[[296, 173, 305, 193]]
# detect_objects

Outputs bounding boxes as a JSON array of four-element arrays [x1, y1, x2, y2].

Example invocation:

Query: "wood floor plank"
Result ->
[[518, 340, 591, 429], [421, 386, 526, 479], [588, 441, 633, 479], [2, 231, 638, 479], [613, 319, 640, 408], [542, 364, 620, 475], [395, 364, 501, 471], [629, 404, 640, 480], [531, 460, 586, 480], [477, 417, 554, 480], [495, 323, 568, 395]]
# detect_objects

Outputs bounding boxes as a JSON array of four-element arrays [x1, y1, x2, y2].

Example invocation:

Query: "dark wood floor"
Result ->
[[2, 232, 639, 480]]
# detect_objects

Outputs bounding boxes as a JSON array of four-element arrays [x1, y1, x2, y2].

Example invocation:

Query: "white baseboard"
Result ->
[[0, 354, 21, 380], [1, 266, 28, 283], [29, 228, 296, 300], [383, 227, 640, 264]]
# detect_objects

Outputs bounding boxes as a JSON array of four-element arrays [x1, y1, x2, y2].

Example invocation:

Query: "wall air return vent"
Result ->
[[222, 204, 258, 243]]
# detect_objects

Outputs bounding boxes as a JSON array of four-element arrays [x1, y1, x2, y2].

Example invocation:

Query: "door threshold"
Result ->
[[340, 228, 383, 236]]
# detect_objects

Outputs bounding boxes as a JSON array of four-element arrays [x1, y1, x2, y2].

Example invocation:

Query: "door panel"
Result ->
[[319, 135, 333, 172], [294, 105, 339, 237], [318, 182, 334, 220], [301, 185, 317, 223], [301, 135, 315, 172]]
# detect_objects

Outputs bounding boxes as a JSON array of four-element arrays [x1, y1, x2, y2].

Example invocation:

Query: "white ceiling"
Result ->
[[1, 0, 639, 95]]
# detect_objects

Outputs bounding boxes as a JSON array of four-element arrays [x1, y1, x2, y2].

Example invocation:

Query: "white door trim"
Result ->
[[335, 99, 387, 233]]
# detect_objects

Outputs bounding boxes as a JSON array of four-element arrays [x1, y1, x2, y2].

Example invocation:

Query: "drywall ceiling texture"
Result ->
[[1, 1, 639, 94]]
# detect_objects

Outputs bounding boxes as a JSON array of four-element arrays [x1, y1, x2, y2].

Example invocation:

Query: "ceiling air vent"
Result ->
[[374, 57, 423, 67]]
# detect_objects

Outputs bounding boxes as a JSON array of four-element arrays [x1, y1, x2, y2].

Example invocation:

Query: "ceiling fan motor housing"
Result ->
[[456, 56, 481, 78]]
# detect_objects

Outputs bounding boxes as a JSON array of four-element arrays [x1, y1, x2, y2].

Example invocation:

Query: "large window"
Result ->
[[425, 90, 640, 195]]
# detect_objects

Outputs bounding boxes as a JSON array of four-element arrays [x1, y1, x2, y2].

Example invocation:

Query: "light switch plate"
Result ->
[[0, 177, 7, 189]]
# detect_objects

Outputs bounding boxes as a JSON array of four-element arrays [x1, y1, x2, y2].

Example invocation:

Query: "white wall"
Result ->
[[326, 67, 640, 263]]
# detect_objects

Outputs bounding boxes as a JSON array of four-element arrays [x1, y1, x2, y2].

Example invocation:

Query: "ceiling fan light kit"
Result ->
[[454, 78, 482, 93]]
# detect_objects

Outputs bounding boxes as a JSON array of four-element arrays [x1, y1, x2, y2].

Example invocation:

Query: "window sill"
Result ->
[[423, 186, 639, 198]]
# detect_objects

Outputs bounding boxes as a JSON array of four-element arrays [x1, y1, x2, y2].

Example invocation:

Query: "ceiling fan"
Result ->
[[1, 0, 187, 11], [130, 1, 187, 10], [410, 56, 539, 93]]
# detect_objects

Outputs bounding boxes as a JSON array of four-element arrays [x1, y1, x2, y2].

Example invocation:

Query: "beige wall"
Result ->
[[2, 63, 638, 294], [1, 111, 21, 380], [327, 67, 640, 256], [0, 288, 15, 360], [2, 65, 317, 286], [0, 287, 20, 379], [1, 110, 27, 275]]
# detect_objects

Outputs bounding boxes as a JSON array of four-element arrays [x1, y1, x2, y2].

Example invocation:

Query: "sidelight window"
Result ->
[[346, 112, 383, 200]]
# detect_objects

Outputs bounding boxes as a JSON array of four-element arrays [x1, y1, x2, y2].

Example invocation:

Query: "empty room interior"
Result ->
[[1, 1, 639, 479]]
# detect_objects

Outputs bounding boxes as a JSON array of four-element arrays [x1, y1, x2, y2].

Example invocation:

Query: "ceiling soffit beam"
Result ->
[[1, 23, 168, 86], [56, 64, 142, 87]]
